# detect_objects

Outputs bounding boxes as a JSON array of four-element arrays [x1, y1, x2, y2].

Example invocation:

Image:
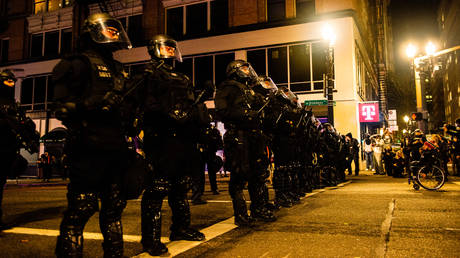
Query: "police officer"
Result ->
[[215, 60, 276, 226], [139, 34, 206, 256], [52, 13, 133, 257], [0, 70, 18, 230]]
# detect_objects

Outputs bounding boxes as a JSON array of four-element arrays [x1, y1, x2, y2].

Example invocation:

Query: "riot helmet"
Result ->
[[0, 69, 16, 88], [226, 60, 258, 83], [257, 75, 278, 94], [147, 34, 182, 62], [0, 69, 16, 102], [81, 13, 132, 50], [279, 86, 298, 107]]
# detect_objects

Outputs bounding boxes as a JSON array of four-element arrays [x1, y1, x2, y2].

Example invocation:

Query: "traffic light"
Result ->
[[411, 112, 423, 121]]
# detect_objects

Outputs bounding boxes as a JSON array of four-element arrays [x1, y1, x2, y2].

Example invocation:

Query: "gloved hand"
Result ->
[[102, 91, 123, 111]]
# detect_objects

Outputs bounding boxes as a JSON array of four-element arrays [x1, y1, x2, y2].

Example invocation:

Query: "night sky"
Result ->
[[389, 0, 440, 69]]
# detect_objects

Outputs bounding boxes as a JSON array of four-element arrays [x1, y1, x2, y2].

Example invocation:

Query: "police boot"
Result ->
[[170, 199, 205, 241], [274, 192, 293, 208], [251, 207, 277, 222], [141, 197, 168, 256], [56, 227, 83, 258], [232, 195, 255, 227], [101, 220, 124, 258]]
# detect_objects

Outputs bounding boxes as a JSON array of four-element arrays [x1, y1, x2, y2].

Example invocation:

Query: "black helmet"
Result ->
[[147, 34, 182, 62], [257, 75, 278, 94], [81, 13, 132, 50], [225, 60, 258, 83], [0, 69, 17, 88], [279, 86, 299, 107]]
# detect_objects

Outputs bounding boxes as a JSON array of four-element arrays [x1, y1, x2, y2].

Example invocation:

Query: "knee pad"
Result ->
[[65, 192, 98, 225]]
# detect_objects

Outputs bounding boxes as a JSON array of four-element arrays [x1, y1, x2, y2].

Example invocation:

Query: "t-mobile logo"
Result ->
[[362, 105, 376, 120]]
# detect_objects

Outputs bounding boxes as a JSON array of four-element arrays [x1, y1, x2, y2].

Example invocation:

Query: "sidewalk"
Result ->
[[5, 178, 69, 188]]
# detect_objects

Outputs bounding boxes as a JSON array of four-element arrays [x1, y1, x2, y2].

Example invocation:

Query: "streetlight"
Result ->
[[403, 115, 409, 123], [406, 43, 417, 58], [321, 23, 336, 126], [425, 41, 436, 56]]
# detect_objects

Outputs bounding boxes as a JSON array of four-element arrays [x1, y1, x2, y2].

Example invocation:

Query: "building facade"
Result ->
[[430, 0, 460, 127], [0, 0, 392, 171]]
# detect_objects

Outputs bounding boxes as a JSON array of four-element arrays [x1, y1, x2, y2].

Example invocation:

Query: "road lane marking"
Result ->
[[453, 182, 460, 186], [259, 251, 270, 257], [2, 227, 170, 243], [4, 180, 354, 257], [376, 198, 396, 258]]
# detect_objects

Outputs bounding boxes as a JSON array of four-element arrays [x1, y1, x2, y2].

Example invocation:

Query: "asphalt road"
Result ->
[[1, 172, 459, 257]]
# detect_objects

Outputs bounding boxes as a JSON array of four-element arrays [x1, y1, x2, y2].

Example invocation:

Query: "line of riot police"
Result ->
[[0, 12, 354, 258]]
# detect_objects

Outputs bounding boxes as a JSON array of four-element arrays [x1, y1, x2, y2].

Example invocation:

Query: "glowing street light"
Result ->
[[403, 115, 410, 123], [406, 43, 417, 58], [425, 41, 436, 55], [321, 23, 336, 46]]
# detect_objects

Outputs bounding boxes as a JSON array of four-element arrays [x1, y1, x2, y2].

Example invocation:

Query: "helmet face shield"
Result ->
[[236, 63, 257, 82], [89, 18, 132, 49], [258, 76, 278, 93], [1, 70, 17, 88], [154, 40, 182, 62]]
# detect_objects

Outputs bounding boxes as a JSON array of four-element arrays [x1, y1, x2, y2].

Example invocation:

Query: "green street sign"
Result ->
[[304, 100, 335, 106]]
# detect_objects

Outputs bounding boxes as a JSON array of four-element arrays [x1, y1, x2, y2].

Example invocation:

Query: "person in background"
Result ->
[[372, 135, 384, 175], [392, 150, 405, 178], [382, 145, 394, 176], [363, 134, 374, 171], [345, 133, 360, 176]]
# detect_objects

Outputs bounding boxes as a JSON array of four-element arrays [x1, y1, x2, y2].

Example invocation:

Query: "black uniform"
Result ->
[[0, 73, 19, 229], [191, 125, 224, 203], [216, 73, 274, 225], [53, 13, 133, 257], [139, 55, 207, 255]]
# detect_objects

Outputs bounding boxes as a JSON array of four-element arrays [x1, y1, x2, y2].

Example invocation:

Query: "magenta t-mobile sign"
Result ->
[[359, 102, 379, 122]]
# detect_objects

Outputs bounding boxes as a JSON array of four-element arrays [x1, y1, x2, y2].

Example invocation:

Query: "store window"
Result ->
[[246, 42, 332, 93], [268, 47, 288, 85], [20, 75, 52, 111], [195, 55, 213, 88], [215, 53, 234, 86], [267, 0, 286, 22], [289, 44, 311, 91], [296, 0, 315, 18], [247, 49, 266, 76], [0, 39, 9, 63]]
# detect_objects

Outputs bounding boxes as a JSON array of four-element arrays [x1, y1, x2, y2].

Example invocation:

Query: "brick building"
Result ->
[[0, 0, 393, 170]]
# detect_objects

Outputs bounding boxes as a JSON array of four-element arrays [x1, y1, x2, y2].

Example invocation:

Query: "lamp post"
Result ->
[[403, 115, 410, 130], [406, 42, 436, 132], [322, 24, 336, 126]]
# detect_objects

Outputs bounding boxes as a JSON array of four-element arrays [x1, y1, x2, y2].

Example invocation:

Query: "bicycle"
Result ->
[[408, 149, 446, 191]]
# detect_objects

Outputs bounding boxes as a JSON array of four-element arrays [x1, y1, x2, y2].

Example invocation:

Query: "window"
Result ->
[[186, 3, 207, 36], [0, 39, 9, 63], [123, 15, 144, 48], [211, 0, 229, 32], [311, 42, 328, 90], [167, 7, 183, 39], [60, 28, 72, 54], [166, 0, 229, 38], [194, 55, 213, 88], [296, 0, 315, 18], [30, 33, 43, 58], [246, 42, 332, 93], [214, 53, 234, 85], [247, 49, 266, 76], [29, 28, 72, 58], [267, 0, 285, 22], [289, 44, 310, 91], [34, 0, 73, 14], [44, 31, 59, 56], [20, 75, 53, 111]]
